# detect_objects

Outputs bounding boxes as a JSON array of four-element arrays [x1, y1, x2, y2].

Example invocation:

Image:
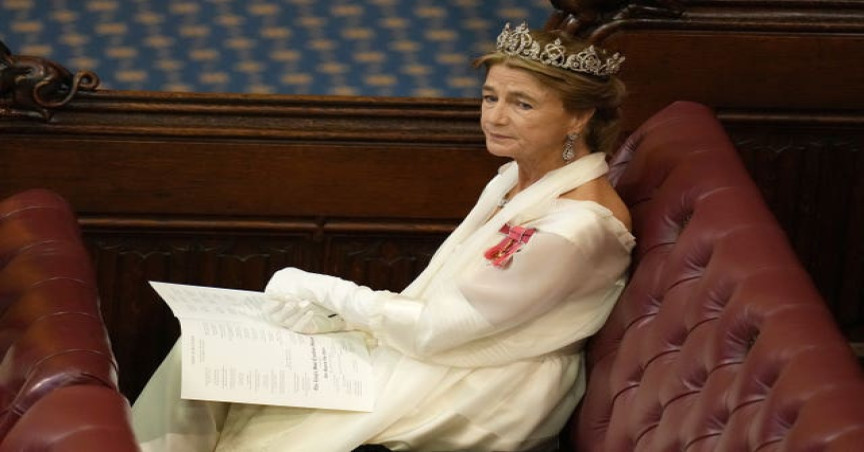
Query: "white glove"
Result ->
[[262, 297, 346, 334], [264, 267, 379, 331]]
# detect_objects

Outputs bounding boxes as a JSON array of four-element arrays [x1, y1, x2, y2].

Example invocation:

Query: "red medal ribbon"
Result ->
[[483, 223, 536, 268]]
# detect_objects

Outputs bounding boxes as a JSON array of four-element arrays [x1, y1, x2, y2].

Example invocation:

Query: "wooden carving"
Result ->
[[546, 0, 864, 41], [546, 0, 685, 40], [0, 40, 100, 121]]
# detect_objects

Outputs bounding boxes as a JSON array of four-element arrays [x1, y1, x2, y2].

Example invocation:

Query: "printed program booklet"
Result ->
[[149, 281, 374, 412]]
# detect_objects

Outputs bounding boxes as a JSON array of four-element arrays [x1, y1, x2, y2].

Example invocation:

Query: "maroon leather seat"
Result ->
[[566, 101, 864, 450], [0, 189, 139, 451], [0, 385, 141, 452]]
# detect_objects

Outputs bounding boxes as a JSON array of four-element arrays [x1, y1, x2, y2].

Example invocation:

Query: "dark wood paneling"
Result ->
[[0, 137, 497, 219], [612, 32, 864, 130], [724, 120, 864, 340], [0, 93, 499, 219]]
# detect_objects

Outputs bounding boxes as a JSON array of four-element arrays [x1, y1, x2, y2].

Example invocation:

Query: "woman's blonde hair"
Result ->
[[474, 30, 626, 155]]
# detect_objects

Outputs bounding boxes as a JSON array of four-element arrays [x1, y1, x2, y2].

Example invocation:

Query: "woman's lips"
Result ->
[[486, 132, 512, 141]]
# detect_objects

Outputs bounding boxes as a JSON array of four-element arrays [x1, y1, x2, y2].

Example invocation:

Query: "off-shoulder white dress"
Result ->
[[132, 152, 635, 452]]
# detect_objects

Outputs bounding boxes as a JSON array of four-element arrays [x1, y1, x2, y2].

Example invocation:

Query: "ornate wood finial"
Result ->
[[546, 0, 685, 42], [1, 40, 100, 121]]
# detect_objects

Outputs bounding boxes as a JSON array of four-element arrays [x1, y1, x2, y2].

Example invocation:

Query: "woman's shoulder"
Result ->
[[560, 177, 632, 231], [529, 182, 634, 251]]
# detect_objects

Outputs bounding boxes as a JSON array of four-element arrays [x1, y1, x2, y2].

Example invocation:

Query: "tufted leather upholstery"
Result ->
[[568, 101, 864, 451], [0, 189, 140, 450]]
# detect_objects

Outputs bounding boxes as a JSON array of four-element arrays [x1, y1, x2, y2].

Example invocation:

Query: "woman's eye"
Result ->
[[482, 95, 497, 103], [517, 102, 533, 110]]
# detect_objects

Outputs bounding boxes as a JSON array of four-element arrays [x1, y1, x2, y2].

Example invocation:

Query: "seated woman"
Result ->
[[132, 22, 633, 452]]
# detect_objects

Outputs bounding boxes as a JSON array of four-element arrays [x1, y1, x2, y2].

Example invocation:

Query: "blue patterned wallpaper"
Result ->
[[0, 0, 552, 98]]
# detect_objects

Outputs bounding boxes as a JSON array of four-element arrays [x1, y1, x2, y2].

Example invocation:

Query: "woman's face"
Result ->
[[481, 64, 579, 165]]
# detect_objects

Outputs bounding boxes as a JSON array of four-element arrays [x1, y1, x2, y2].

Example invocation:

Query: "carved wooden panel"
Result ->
[[0, 40, 99, 120], [723, 119, 864, 341], [324, 234, 443, 292]]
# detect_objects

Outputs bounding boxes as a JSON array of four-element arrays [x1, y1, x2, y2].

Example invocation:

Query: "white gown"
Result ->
[[132, 153, 635, 452]]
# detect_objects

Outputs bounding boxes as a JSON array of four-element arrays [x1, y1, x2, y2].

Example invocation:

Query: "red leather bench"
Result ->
[[566, 101, 864, 451], [0, 189, 139, 451]]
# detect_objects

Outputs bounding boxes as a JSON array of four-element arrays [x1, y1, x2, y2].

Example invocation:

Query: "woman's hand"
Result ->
[[263, 267, 322, 304], [262, 297, 347, 334], [263, 267, 380, 332]]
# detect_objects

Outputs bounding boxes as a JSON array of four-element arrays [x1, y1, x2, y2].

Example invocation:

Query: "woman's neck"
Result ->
[[511, 146, 591, 196]]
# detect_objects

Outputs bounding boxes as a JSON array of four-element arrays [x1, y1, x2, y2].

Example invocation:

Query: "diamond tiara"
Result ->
[[495, 22, 625, 77]]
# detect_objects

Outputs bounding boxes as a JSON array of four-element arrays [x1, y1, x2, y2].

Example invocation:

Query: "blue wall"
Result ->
[[0, 0, 552, 98]]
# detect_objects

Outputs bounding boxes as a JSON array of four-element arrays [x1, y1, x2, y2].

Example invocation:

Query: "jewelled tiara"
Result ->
[[495, 22, 625, 77]]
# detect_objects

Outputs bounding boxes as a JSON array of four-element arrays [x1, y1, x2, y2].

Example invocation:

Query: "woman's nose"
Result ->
[[485, 103, 507, 124]]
